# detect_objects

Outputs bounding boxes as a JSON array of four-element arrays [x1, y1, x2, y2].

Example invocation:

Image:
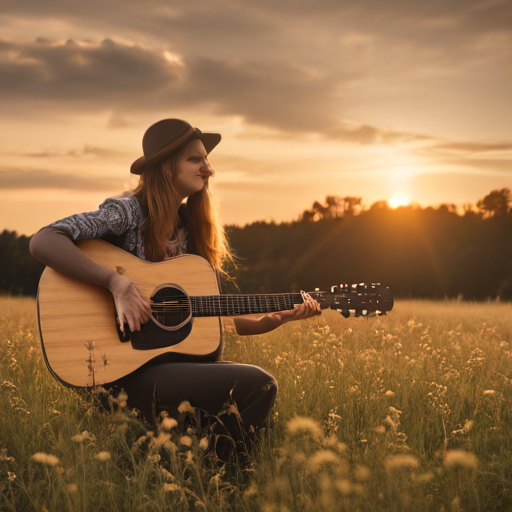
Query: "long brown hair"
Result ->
[[133, 147, 233, 271]]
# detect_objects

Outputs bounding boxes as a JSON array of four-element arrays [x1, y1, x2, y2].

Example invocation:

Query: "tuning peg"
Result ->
[[356, 283, 366, 294], [340, 309, 350, 318], [331, 285, 339, 294], [377, 311, 387, 316]]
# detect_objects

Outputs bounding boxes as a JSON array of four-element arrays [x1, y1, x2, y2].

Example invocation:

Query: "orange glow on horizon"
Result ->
[[389, 196, 411, 209]]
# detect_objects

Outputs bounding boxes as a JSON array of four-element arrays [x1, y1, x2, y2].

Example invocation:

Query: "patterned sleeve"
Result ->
[[49, 197, 141, 241]]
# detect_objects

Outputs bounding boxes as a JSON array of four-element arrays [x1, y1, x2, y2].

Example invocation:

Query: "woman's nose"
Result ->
[[201, 164, 214, 177]]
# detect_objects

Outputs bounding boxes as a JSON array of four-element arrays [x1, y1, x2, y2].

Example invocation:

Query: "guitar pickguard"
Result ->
[[129, 318, 194, 350]]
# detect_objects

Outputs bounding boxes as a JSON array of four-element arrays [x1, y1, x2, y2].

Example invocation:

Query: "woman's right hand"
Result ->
[[108, 273, 153, 333]]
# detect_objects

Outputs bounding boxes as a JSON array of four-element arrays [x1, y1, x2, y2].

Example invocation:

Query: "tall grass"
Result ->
[[1, 297, 511, 511]]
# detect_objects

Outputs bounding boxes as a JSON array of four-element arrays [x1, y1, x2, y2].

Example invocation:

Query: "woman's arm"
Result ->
[[233, 295, 321, 335], [30, 227, 151, 333]]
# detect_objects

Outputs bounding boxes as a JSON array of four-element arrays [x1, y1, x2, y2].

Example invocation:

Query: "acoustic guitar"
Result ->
[[36, 239, 394, 387]]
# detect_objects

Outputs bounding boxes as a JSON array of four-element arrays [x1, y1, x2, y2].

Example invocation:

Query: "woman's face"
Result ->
[[173, 139, 213, 201]]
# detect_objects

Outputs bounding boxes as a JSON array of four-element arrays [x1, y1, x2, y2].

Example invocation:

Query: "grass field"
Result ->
[[1, 296, 512, 511]]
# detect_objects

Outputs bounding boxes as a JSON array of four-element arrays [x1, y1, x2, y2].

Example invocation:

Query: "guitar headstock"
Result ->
[[309, 283, 394, 318]]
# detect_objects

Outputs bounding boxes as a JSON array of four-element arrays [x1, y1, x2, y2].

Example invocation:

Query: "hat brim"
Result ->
[[130, 131, 221, 175]]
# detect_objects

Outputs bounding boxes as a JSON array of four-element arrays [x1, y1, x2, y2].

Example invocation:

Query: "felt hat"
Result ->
[[130, 119, 221, 175]]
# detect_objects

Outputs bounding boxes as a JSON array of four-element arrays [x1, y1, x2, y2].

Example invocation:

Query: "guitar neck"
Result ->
[[190, 293, 304, 317]]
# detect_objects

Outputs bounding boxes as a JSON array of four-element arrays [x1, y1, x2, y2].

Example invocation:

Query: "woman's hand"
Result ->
[[233, 292, 321, 336], [278, 292, 322, 324], [108, 273, 153, 333]]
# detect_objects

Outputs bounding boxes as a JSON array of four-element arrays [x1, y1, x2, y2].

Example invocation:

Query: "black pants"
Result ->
[[109, 361, 278, 430]]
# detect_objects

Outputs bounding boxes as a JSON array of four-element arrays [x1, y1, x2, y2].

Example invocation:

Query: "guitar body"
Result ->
[[37, 239, 222, 388]]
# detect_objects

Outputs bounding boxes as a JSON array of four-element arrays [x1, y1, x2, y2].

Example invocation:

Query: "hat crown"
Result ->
[[142, 119, 194, 158]]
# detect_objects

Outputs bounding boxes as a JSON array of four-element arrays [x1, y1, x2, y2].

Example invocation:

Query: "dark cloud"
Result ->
[[0, 167, 124, 190], [0, 38, 347, 134]]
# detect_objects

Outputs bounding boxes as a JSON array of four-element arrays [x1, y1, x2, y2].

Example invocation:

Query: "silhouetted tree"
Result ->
[[477, 188, 511, 217]]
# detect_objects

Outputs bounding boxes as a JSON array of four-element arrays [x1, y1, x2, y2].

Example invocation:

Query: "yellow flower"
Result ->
[[443, 450, 478, 470], [384, 454, 419, 471], [160, 418, 178, 431], [95, 451, 111, 462], [180, 436, 193, 447], [31, 453, 60, 466], [178, 401, 196, 413], [199, 437, 209, 451]]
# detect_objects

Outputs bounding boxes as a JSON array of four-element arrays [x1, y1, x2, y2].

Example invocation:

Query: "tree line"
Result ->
[[1, 189, 511, 301]]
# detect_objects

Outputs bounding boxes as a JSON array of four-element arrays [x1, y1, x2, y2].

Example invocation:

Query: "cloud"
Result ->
[[429, 141, 512, 153], [0, 167, 124, 190], [0, 37, 350, 134], [23, 144, 129, 158]]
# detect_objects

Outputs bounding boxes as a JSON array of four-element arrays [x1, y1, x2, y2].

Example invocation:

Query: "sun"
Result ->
[[389, 196, 410, 209]]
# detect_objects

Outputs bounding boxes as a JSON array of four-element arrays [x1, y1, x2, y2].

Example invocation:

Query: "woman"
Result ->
[[30, 118, 321, 437]]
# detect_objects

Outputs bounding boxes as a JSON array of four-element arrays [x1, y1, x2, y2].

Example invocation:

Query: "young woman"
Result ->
[[30, 118, 321, 435]]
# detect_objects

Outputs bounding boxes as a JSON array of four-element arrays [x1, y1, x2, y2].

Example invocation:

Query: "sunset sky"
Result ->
[[1, 0, 511, 235]]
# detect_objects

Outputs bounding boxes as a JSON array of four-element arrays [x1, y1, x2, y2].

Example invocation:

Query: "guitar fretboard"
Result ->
[[191, 293, 304, 317]]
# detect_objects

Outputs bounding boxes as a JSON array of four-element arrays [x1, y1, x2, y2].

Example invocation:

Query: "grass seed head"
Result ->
[[32, 453, 60, 466], [71, 434, 86, 443], [384, 454, 419, 471], [443, 450, 478, 470], [163, 483, 181, 492], [287, 416, 323, 440], [95, 451, 111, 462]]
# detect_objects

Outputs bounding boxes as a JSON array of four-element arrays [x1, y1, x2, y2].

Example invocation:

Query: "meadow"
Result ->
[[1, 296, 511, 511]]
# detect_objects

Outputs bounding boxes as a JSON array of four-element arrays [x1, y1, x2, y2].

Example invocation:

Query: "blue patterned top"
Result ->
[[50, 195, 188, 260]]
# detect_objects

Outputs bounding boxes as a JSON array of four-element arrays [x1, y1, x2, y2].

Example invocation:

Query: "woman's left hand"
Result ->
[[279, 292, 322, 323]]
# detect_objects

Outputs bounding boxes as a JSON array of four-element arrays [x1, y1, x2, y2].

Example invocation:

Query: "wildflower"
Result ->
[[336, 479, 352, 495], [81, 431, 96, 441], [7, 472, 16, 482], [385, 390, 395, 397], [374, 425, 386, 434], [117, 390, 128, 408], [443, 450, 478, 470], [163, 483, 181, 492], [180, 436, 193, 447], [32, 453, 60, 466], [160, 467, 175, 481], [287, 416, 323, 440], [354, 465, 370, 481], [95, 451, 111, 462], [199, 437, 209, 450], [67, 484, 78, 493], [483, 390, 496, 396], [147, 454, 161, 463], [384, 454, 419, 471], [307, 449, 341, 471], [160, 417, 178, 431], [416, 471, 435, 483], [178, 401, 195, 413], [71, 434, 86, 443]]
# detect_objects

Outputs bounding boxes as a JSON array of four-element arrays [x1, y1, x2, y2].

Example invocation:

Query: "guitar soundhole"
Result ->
[[151, 286, 191, 328]]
